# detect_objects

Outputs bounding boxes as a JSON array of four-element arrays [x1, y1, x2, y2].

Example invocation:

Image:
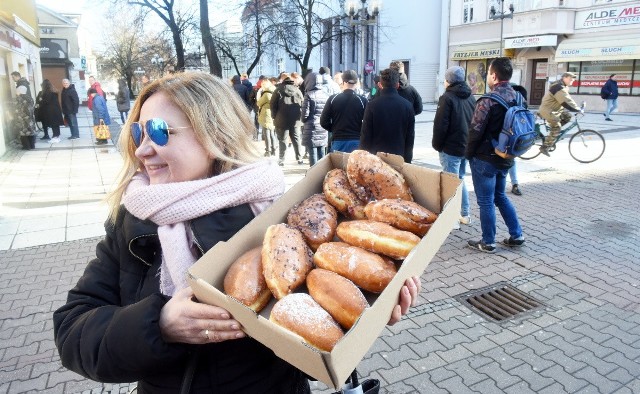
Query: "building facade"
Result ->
[[449, 0, 640, 112], [0, 0, 41, 156]]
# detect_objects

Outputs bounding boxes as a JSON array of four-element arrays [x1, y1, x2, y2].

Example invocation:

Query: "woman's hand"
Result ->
[[387, 276, 421, 326], [159, 287, 245, 344]]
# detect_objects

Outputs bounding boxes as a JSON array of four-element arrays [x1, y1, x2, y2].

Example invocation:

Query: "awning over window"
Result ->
[[451, 43, 501, 60], [555, 35, 640, 62]]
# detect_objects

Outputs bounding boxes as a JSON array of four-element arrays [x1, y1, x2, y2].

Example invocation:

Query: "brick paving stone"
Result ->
[[503, 380, 538, 394], [380, 329, 419, 351], [541, 348, 588, 374], [8, 375, 48, 393], [436, 375, 477, 394], [574, 365, 624, 393], [512, 349, 554, 372], [461, 336, 496, 355], [539, 364, 589, 392], [63, 378, 102, 394], [376, 361, 418, 385], [407, 353, 447, 373], [607, 367, 635, 386], [404, 373, 448, 394], [431, 315, 468, 335], [476, 361, 521, 389], [433, 329, 472, 349], [571, 350, 619, 376], [469, 376, 504, 393], [602, 351, 640, 375], [445, 358, 491, 387], [514, 333, 556, 356], [508, 363, 555, 391], [354, 353, 390, 378], [427, 365, 457, 384], [380, 344, 420, 368], [507, 321, 543, 337], [486, 328, 521, 346], [482, 347, 525, 371], [545, 323, 586, 343], [601, 336, 640, 360]]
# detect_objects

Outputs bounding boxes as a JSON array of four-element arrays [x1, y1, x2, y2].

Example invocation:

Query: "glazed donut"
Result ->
[[270, 293, 344, 352], [262, 224, 314, 299], [364, 199, 438, 237], [287, 193, 338, 251], [346, 150, 413, 202], [336, 220, 421, 260], [313, 242, 397, 293], [307, 269, 369, 330], [322, 169, 367, 219], [223, 246, 271, 312]]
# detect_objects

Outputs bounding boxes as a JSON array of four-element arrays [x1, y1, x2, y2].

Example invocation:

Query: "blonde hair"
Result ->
[[106, 72, 261, 223]]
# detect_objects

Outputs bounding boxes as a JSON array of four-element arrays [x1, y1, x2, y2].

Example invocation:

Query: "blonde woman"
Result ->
[[53, 72, 420, 393]]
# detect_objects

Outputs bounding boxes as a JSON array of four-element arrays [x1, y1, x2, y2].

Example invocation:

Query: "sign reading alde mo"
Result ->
[[504, 35, 557, 49]]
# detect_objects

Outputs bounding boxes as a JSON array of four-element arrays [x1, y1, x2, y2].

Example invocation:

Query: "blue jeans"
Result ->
[[306, 145, 326, 166], [508, 163, 518, 185], [605, 98, 618, 118], [331, 140, 359, 153], [439, 152, 469, 217], [66, 113, 80, 138], [120, 111, 129, 124], [469, 158, 522, 245]]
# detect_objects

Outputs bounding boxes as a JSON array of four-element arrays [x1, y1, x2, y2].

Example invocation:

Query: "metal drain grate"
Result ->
[[455, 282, 546, 322]]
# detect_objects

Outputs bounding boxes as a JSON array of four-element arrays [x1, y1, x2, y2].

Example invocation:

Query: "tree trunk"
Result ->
[[200, 0, 222, 76]]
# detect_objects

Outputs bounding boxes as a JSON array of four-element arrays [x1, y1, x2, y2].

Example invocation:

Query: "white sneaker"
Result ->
[[50, 137, 60, 143], [459, 216, 471, 225], [453, 221, 460, 230]]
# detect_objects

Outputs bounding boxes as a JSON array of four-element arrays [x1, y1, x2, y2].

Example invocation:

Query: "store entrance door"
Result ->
[[530, 59, 547, 106]]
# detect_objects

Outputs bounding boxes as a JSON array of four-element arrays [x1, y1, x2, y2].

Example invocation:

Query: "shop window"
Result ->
[[572, 60, 633, 96], [463, 0, 474, 24], [633, 60, 640, 96], [458, 60, 488, 95]]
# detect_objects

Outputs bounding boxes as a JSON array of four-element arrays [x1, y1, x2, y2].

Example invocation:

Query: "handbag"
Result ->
[[93, 119, 111, 140], [331, 370, 380, 394]]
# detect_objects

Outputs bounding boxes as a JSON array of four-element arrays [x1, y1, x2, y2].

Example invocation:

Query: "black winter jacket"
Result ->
[[61, 85, 80, 115], [270, 81, 304, 129], [53, 205, 309, 394], [360, 88, 415, 163], [432, 82, 476, 157], [397, 73, 423, 115], [465, 82, 516, 169], [319, 89, 368, 141], [36, 91, 64, 127]]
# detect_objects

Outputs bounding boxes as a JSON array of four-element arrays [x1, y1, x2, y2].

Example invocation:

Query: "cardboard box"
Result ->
[[188, 152, 461, 389]]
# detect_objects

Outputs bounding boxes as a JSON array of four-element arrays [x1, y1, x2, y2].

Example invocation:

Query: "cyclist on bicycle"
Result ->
[[538, 72, 582, 156]]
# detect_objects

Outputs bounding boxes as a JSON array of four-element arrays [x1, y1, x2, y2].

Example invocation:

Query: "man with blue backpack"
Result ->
[[465, 57, 526, 253]]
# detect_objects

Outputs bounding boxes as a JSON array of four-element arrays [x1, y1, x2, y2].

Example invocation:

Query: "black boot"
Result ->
[[29, 135, 36, 149], [20, 136, 31, 150]]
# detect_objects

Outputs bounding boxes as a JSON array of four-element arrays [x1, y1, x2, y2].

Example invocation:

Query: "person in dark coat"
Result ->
[[389, 61, 423, 116], [88, 88, 111, 145], [601, 74, 619, 121], [61, 79, 80, 139], [53, 73, 422, 393], [231, 75, 251, 111], [36, 79, 64, 143], [116, 79, 131, 123], [11, 71, 32, 99], [270, 74, 304, 166], [432, 66, 476, 228], [301, 72, 330, 166], [360, 68, 415, 163]]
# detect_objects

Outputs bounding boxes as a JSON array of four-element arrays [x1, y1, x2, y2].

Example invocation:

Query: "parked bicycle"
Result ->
[[520, 104, 606, 163]]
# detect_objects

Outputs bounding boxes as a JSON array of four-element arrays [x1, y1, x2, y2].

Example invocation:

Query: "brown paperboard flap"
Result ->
[[188, 152, 462, 389]]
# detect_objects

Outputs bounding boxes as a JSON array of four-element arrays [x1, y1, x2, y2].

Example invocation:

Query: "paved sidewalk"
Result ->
[[0, 104, 639, 393]]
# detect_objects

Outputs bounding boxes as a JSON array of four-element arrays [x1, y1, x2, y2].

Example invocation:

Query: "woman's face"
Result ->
[[135, 92, 213, 184]]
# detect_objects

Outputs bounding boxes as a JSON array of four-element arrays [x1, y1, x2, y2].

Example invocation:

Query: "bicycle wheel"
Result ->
[[519, 132, 544, 160], [568, 129, 605, 163]]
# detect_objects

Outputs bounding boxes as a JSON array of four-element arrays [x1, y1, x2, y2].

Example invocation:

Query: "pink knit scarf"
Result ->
[[123, 160, 285, 296]]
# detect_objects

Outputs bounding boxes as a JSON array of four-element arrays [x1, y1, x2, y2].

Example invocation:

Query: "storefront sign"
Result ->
[[575, 4, 640, 29], [452, 47, 501, 60], [505, 35, 557, 49], [535, 62, 548, 79], [40, 38, 68, 59], [0, 29, 22, 49], [557, 45, 638, 59]]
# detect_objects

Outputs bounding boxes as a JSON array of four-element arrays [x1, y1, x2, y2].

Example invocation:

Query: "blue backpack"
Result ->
[[482, 92, 536, 159]]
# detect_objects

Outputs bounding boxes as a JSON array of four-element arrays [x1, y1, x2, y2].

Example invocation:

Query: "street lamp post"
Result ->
[[151, 54, 165, 77], [489, 1, 514, 56], [346, 0, 380, 87]]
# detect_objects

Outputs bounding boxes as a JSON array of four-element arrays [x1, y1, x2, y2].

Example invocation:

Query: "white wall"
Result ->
[[378, 0, 444, 103]]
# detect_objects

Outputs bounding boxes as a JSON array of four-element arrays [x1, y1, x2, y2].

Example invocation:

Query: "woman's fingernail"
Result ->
[[231, 324, 239, 330], [221, 313, 230, 319], [235, 332, 245, 338]]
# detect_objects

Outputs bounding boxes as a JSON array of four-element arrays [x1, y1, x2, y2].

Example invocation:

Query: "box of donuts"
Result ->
[[188, 150, 462, 389]]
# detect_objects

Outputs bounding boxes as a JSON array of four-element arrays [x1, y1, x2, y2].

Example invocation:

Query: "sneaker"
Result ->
[[467, 240, 496, 253], [539, 146, 550, 157], [68, 136, 79, 140], [511, 184, 522, 196], [459, 216, 471, 225], [40, 136, 50, 140], [453, 222, 460, 230], [50, 137, 60, 143], [501, 237, 525, 247], [264, 152, 271, 157], [277, 160, 284, 167], [297, 160, 305, 165], [605, 118, 613, 121]]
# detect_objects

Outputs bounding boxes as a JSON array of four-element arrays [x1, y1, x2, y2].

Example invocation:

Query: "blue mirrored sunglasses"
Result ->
[[130, 118, 190, 147]]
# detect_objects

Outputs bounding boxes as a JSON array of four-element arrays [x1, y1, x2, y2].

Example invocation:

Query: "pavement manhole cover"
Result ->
[[455, 282, 547, 322]]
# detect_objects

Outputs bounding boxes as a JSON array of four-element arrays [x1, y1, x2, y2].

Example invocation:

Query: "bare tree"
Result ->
[[274, 0, 341, 73], [199, 0, 222, 76], [121, 0, 197, 70], [240, 0, 280, 77]]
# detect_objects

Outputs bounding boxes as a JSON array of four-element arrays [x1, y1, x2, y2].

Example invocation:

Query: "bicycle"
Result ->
[[519, 105, 606, 163]]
